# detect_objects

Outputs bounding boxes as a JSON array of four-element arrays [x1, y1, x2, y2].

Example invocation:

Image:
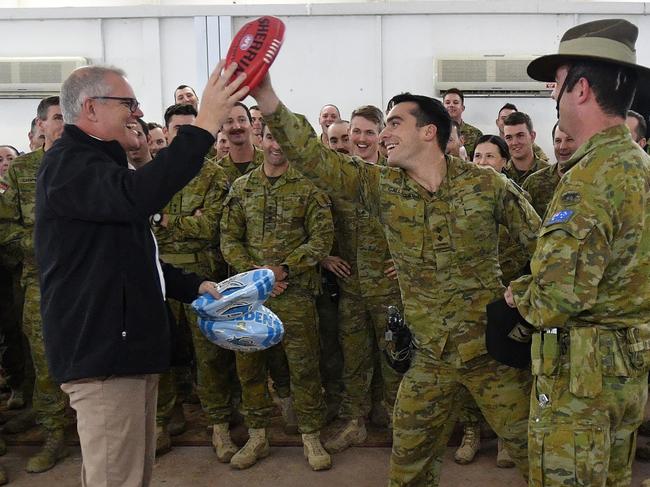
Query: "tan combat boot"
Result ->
[[641, 479, 650, 487], [230, 428, 270, 469], [155, 425, 172, 457], [278, 396, 298, 435], [302, 432, 332, 471], [324, 417, 367, 453], [25, 429, 69, 473], [496, 438, 515, 468], [212, 423, 238, 463], [454, 423, 480, 465]]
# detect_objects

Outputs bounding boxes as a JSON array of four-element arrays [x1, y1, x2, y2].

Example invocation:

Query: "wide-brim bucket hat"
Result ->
[[527, 19, 650, 83]]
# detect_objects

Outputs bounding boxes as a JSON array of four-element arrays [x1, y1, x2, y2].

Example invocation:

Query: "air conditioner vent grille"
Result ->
[[438, 59, 489, 83], [0, 57, 88, 97], [0, 66, 10, 84], [494, 60, 532, 82], [19, 62, 66, 84], [435, 57, 552, 98]]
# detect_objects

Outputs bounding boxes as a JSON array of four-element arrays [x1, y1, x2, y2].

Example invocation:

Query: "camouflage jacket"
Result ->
[[533, 143, 549, 162], [216, 147, 264, 186], [503, 156, 549, 187], [220, 163, 334, 294], [460, 120, 483, 159], [521, 162, 562, 219], [266, 103, 540, 362], [496, 168, 538, 285], [154, 159, 229, 276], [0, 148, 44, 276], [512, 125, 650, 331], [258, 114, 400, 298]]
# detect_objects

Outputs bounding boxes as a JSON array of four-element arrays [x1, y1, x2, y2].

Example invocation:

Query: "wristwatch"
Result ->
[[151, 213, 163, 226]]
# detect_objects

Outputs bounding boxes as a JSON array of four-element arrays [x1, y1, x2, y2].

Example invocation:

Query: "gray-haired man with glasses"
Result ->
[[34, 63, 248, 487]]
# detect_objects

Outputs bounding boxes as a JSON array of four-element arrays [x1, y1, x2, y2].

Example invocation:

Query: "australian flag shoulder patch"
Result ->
[[545, 209, 574, 226]]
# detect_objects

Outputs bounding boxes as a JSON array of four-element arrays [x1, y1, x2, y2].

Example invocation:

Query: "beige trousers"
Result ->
[[61, 374, 159, 487]]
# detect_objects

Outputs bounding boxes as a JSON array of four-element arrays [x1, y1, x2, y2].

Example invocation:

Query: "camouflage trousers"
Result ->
[[389, 349, 531, 486], [529, 355, 647, 487], [236, 288, 325, 433], [267, 340, 291, 399], [457, 389, 483, 426], [338, 291, 402, 419], [0, 262, 31, 394], [316, 290, 343, 409], [157, 300, 239, 426], [22, 274, 67, 431]]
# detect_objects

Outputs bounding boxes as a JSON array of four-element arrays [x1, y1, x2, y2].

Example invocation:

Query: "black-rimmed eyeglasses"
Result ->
[[89, 96, 140, 113]]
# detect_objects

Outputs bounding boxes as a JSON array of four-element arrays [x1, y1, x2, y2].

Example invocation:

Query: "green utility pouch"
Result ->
[[531, 333, 542, 375], [569, 327, 602, 398], [531, 331, 560, 376], [542, 331, 559, 376], [601, 330, 632, 376], [625, 327, 650, 372]]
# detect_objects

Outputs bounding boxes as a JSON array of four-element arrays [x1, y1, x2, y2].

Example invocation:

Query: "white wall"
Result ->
[[0, 3, 649, 156]]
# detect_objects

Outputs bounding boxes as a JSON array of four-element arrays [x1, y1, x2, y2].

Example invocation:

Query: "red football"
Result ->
[[226, 16, 285, 92]]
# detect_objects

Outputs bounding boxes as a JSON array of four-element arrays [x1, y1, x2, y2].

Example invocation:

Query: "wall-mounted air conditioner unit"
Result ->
[[435, 56, 554, 97], [0, 57, 89, 98]]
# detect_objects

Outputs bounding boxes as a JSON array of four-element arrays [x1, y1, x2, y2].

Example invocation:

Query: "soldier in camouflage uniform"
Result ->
[[318, 106, 403, 451], [522, 123, 579, 219], [496, 102, 549, 162], [502, 111, 550, 186], [532, 143, 549, 162], [217, 103, 294, 428], [318, 105, 341, 146], [216, 103, 264, 181], [443, 88, 483, 159], [507, 18, 650, 487], [0, 215, 29, 411], [0, 96, 69, 474], [625, 111, 650, 462], [453, 134, 532, 468], [626, 110, 647, 151], [152, 104, 237, 460], [251, 75, 540, 486], [459, 111, 577, 475], [315, 263, 343, 423], [220, 123, 334, 471]]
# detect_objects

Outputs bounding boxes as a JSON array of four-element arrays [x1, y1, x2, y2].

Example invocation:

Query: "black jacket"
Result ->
[[35, 124, 214, 383]]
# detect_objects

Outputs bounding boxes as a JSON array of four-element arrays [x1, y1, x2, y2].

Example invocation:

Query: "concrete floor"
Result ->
[[2, 439, 650, 486]]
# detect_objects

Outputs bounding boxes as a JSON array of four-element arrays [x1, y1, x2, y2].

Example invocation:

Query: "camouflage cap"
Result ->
[[527, 19, 650, 82]]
